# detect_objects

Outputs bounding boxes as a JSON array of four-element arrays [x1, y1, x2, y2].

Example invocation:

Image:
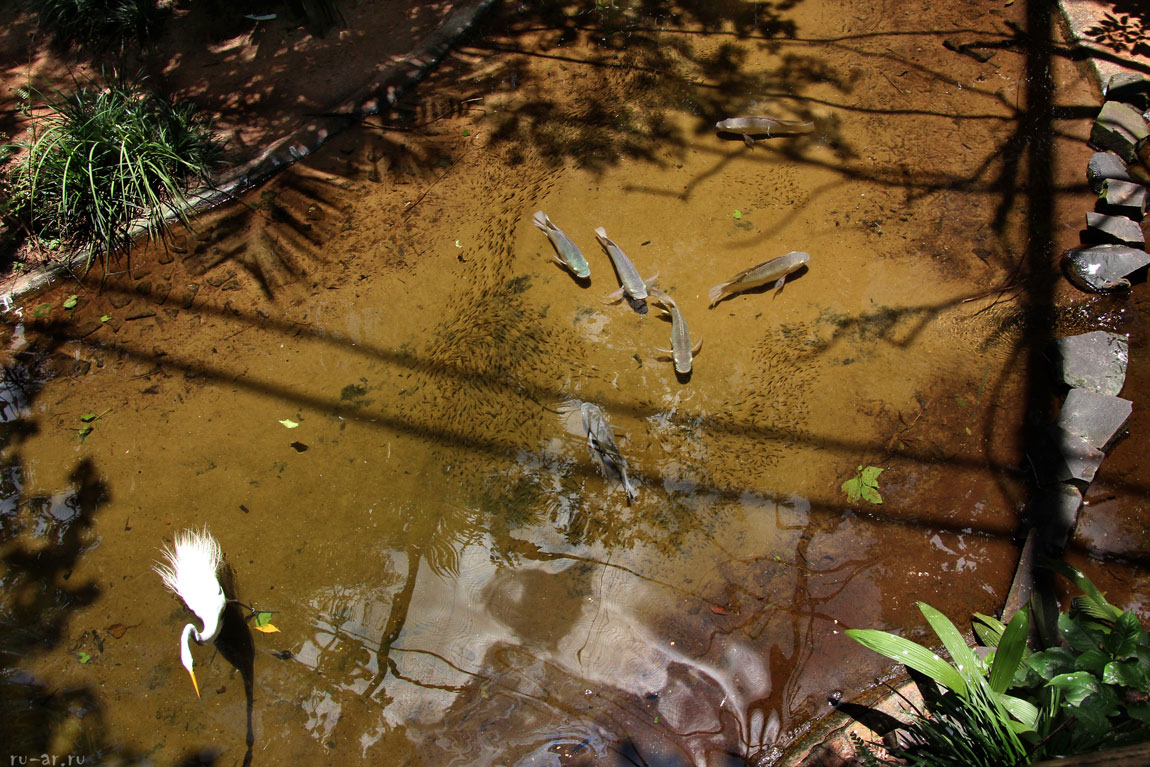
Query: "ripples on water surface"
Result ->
[[0, 0, 1121, 764]]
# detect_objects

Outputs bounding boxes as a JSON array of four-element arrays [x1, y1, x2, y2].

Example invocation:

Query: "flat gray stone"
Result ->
[[1088, 151, 1132, 194], [1085, 211, 1145, 246], [1055, 331, 1128, 396], [1059, 388, 1132, 452], [1091, 101, 1149, 162], [1031, 427, 1103, 486], [1105, 72, 1150, 108], [1062, 243, 1150, 291], [1101, 179, 1148, 219]]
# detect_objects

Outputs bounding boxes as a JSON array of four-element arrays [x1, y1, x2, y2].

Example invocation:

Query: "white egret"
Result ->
[[154, 527, 227, 698]]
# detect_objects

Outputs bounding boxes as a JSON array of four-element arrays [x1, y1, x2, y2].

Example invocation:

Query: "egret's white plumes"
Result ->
[[154, 527, 227, 697]]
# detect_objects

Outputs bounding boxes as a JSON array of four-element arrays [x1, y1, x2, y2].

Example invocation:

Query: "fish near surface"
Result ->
[[580, 401, 638, 503], [709, 251, 810, 307], [715, 116, 815, 147], [532, 211, 590, 279], [594, 227, 654, 303], [648, 288, 702, 375]]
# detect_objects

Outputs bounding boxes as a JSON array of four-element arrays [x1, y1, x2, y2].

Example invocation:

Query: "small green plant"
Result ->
[[75, 408, 110, 441], [846, 562, 1150, 765], [6, 76, 223, 272], [842, 465, 883, 504], [28, 0, 168, 54]]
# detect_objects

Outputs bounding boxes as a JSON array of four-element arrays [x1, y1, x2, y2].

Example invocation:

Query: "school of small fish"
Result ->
[[531, 115, 813, 502]]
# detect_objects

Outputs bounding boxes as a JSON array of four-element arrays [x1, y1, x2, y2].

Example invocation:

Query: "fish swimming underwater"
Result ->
[[715, 116, 815, 147], [532, 211, 590, 279], [594, 227, 655, 303], [709, 251, 810, 307], [580, 401, 638, 503], [648, 288, 702, 375]]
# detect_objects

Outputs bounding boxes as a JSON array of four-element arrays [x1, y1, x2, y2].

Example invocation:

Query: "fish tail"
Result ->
[[531, 210, 550, 231], [708, 282, 728, 307], [594, 226, 608, 241]]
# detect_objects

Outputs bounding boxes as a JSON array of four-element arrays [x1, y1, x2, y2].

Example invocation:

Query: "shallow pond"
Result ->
[[0, 0, 1124, 764]]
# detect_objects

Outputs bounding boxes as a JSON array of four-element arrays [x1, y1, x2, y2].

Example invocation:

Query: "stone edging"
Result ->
[[779, 21, 1150, 767], [0, 0, 498, 310]]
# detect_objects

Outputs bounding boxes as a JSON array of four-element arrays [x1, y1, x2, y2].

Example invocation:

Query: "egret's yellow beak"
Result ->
[[188, 668, 201, 698]]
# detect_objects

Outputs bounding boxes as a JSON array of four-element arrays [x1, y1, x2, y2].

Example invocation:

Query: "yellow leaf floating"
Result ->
[[252, 610, 279, 633], [279, 419, 299, 429]]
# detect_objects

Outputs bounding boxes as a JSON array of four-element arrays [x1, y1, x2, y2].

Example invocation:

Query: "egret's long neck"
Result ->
[[179, 623, 197, 670], [195, 607, 222, 644]]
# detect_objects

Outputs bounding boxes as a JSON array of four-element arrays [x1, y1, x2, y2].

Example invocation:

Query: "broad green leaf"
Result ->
[[78, 651, 91, 663], [973, 612, 1006, 648], [732, 210, 743, 219], [1042, 559, 1121, 621], [1059, 613, 1103, 653], [920, 603, 980, 687], [1073, 595, 1120, 623], [279, 418, 299, 429], [34, 303, 51, 317], [63, 294, 78, 309], [1103, 658, 1150, 688], [1047, 671, 1100, 707], [841, 466, 884, 505], [80, 412, 98, 423], [100, 314, 111, 322], [841, 476, 864, 502], [845, 628, 966, 696], [989, 608, 1028, 694], [1028, 647, 1076, 680], [1104, 611, 1143, 658], [1075, 648, 1110, 674], [998, 692, 1039, 730]]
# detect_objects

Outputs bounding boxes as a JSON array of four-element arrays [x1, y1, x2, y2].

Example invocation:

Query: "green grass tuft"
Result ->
[[28, 0, 168, 54], [5, 75, 224, 271]]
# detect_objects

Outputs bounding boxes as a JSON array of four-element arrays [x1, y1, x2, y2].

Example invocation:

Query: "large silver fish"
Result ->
[[648, 288, 702, 375], [580, 401, 638, 503], [532, 211, 590, 279], [594, 227, 654, 302], [709, 251, 810, 307], [715, 116, 815, 147]]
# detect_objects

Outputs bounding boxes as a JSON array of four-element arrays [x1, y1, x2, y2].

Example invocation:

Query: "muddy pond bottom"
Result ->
[[0, 0, 1104, 763]]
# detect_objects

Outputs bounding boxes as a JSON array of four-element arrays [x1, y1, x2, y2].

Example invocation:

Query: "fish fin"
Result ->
[[647, 288, 674, 311], [692, 337, 703, 354], [742, 134, 755, 148], [603, 286, 626, 304], [708, 283, 728, 307], [552, 255, 570, 271], [643, 272, 659, 289], [773, 276, 787, 296], [531, 210, 550, 230], [654, 347, 674, 361]]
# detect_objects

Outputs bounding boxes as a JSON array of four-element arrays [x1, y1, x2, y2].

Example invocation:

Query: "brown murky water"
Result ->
[[0, 1, 1114, 765]]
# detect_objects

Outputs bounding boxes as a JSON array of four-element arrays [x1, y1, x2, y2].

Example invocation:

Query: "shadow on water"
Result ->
[[0, 347, 144, 760]]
